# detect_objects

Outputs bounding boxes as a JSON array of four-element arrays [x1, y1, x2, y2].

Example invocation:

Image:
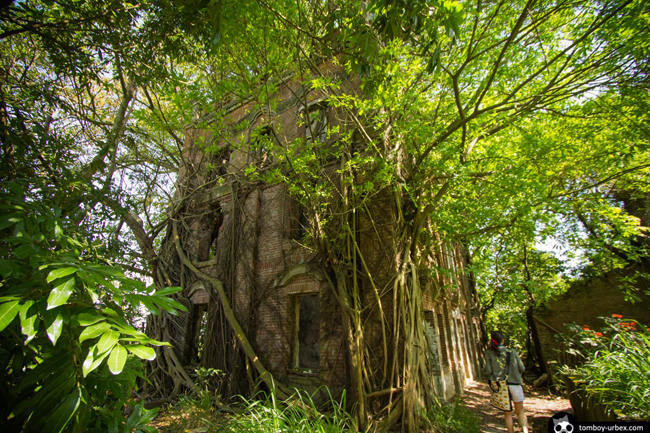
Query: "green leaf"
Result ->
[[0, 300, 20, 332], [17, 367, 75, 428], [155, 286, 182, 296], [79, 322, 111, 343], [82, 346, 111, 377], [17, 352, 71, 393], [44, 309, 64, 345], [46, 267, 78, 283], [0, 214, 21, 231], [126, 345, 156, 361], [42, 387, 81, 433], [19, 301, 38, 343], [47, 277, 75, 310], [95, 329, 119, 355], [14, 243, 35, 258], [75, 312, 104, 327], [107, 345, 127, 375]]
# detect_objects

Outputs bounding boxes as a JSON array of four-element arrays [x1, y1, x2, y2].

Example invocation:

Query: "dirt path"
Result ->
[[459, 381, 573, 432]]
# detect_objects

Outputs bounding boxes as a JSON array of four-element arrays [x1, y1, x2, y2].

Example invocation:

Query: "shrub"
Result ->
[[0, 182, 186, 432], [558, 316, 650, 420]]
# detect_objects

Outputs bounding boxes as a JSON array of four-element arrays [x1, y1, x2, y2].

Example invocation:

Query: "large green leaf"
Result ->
[[19, 300, 38, 343], [16, 352, 72, 393], [16, 365, 75, 427], [79, 322, 111, 343], [42, 387, 81, 433], [75, 311, 105, 327], [47, 277, 75, 309], [107, 345, 128, 375], [126, 345, 156, 361], [0, 213, 21, 231], [95, 329, 119, 355], [0, 300, 20, 332], [82, 346, 111, 377], [46, 266, 78, 283], [43, 308, 64, 345], [154, 286, 182, 296]]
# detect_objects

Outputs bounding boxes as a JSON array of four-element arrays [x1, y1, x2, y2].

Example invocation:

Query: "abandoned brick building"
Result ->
[[149, 61, 485, 406]]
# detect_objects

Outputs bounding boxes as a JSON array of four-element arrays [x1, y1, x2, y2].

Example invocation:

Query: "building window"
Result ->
[[287, 198, 311, 241], [250, 125, 274, 168], [293, 294, 320, 370], [304, 103, 328, 144], [185, 302, 209, 364]]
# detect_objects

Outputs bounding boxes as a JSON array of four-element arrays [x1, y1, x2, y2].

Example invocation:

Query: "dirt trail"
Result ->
[[459, 381, 573, 432]]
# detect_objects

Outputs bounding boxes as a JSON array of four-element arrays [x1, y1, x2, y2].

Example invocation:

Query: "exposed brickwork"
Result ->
[[171, 61, 483, 399], [533, 263, 650, 375]]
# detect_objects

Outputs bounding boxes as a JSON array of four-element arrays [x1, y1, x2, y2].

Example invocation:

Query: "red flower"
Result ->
[[594, 332, 603, 337], [612, 314, 623, 319], [582, 325, 591, 330]]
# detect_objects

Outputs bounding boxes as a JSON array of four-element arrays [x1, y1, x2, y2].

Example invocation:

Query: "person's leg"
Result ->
[[504, 411, 515, 433], [513, 401, 528, 433]]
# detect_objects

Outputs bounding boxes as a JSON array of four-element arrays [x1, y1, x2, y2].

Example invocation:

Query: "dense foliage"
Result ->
[[1, 0, 649, 430], [559, 317, 650, 420]]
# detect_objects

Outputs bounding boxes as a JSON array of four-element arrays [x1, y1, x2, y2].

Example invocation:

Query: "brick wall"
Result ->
[[170, 60, 482, 398], [533, 263, 650, 374]]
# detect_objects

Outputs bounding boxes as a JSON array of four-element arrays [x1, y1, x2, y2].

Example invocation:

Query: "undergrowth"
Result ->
[[151, 382, 482, 433], [559, 316, 650, 420], [427, 397, 482, 433]]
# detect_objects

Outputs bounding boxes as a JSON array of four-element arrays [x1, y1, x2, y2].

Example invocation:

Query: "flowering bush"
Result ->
[[558, 315, 650, 420]]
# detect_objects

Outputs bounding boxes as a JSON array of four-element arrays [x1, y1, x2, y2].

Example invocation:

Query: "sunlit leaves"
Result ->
[[46, 277, 75, 309], [0, 300, 20, 332], [108, 345, 128, 375], [0, 182, 183, 431], [127, 345, 157, 361]]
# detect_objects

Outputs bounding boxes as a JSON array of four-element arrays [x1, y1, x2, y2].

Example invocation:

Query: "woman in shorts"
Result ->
[[485, 331, 529, 433]]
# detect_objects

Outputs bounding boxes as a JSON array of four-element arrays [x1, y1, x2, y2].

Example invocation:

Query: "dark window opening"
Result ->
[[305, 105, 328, 144], [209, 146, 232, 181], [293, 294, 320, 370], [198, 208, 223, 262], [297, 209, 310, 240], [207, 210, 223, 261], [185, 303, 209, 364], [288, 199, 311, 241], [250, 126, 274, 168]]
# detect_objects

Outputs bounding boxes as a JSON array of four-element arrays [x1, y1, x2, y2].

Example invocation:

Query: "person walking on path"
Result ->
[[485, 331, 529, 433]]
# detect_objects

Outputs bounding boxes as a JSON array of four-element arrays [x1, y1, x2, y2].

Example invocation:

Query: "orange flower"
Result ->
[[619, 322, 638, 330], [612, 314, 623, 319], [582, 325, 591, 330], [594, 332, 603, 337]]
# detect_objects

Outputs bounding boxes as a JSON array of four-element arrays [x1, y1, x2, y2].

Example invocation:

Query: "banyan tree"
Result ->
[[144, 58, 484, 430]]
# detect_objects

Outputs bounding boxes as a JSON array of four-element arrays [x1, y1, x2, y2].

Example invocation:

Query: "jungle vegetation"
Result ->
[[0, 0, 648, 431]]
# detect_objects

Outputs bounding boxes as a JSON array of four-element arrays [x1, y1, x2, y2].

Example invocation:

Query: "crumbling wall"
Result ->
[[147, 60, 484, 405], [533, 263, 650, 375]]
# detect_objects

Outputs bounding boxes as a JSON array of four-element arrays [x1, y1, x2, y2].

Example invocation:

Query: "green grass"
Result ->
[[212, 388, 354, 433]]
